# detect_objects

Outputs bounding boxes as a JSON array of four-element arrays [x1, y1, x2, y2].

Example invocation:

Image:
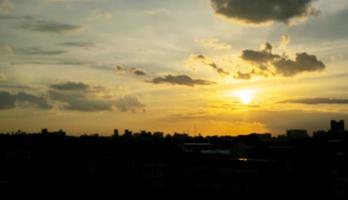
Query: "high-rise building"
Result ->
[[330, 120, 345, 131]]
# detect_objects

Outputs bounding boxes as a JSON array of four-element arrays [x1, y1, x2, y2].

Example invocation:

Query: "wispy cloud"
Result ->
[[114, 65, 147, 76], [280, 98, 348, 105], [15, 47, 68, 56], [19, 20, 83, 33], [187, 54, 230, 76], [149, 74, 215, 87], [57, 42, 94, 48], [196, 38, 231, 50]]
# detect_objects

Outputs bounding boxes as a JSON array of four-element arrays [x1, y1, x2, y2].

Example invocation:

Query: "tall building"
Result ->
[[113, 129, 119, 137], [331, 120, 345, 131]]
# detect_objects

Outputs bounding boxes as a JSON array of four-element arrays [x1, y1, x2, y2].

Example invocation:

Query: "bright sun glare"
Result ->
[[235, 90, 254, 105]]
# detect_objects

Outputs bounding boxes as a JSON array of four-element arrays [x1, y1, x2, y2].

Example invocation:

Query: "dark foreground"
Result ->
[[0, 130, 347, 200]]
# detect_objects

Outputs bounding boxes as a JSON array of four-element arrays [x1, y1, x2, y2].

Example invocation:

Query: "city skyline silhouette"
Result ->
[[1, 0, 348, 199]]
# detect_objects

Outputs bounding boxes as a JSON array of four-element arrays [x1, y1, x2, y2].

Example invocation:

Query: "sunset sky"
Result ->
[[1, 0, 348, 135]]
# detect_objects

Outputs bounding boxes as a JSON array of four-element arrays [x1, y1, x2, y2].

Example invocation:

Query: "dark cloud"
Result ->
[[241, 42, 279, 63], [280, 98, 348, 105], [57, 42, 94, 47], [149, 74, 215, 87], [191, 54, 230, 75], [0, 91, 52, 109], [49, 82, 112, 111], [114, 96, 146, 113], [115, 65, 147, 76], [49, 90, 112, 111], [49, 81, 145, 112], [19, 21, 82, 33], [273, 52, 325, 76], [210, 0, 319, 25], [15, 47, 68, 56], [50, 82, 89, 91], [241, 42, 325, 77]]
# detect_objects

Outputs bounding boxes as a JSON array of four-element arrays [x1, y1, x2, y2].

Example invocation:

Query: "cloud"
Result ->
[[49, 82, 112, 111], [210, 0, 319, 25], [241, 42, 325, 77], [143, 8, 169, 15], [280, 98, 348, 105], [114, 65, 147, 76], [48, 82, 146, 112], [49, 89, 112, 111], [273, 52, 325, 76], [114, 96, 146, 113], [50, 82, 89, 91], [0, 14, 32, 20], [19, 21, 83, 33], [15, 47, 68, 56], [279, 34, 290, 49], [0, 0, 13, 14], [58, 42, 94, 48], [0, 91, 52, 109], [196, 38, 231, 50], [234, 71, 251, 80], [188, 54, 230, 75], [149, 74, 215, 87]]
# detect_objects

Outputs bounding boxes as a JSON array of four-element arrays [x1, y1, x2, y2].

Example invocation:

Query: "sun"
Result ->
[[235, 89, 254, 105]]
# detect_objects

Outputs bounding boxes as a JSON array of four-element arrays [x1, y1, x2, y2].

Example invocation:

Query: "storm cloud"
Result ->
[[0, 91, 52, 109], [210, 0, 319, 25], [150, 74, 215, 87]]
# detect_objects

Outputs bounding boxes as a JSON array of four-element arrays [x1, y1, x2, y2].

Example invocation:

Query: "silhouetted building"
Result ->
[[313, 130, 327, 138], [41, 128, 48, 134], [124, 129, 132, 137], [113, 129, 119, 137], [153, 132, 164, 138], [286, 129, 309, 139], [331, 120, 345, 131], [249, 133, 272, 140]]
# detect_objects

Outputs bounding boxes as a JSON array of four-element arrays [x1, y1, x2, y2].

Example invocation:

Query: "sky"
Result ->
[[1, 0, 348, 136]]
